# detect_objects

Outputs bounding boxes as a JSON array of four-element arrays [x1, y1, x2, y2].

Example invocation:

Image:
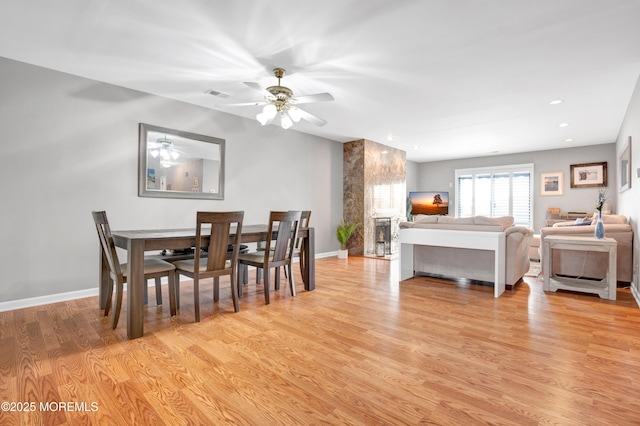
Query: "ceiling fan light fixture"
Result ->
[[256, 112, 269, 125], [281, 113, 293, 129], [226, 67, 333, 129], [150, 150, 159, 158], [263, 104, 277, 118], [288, 107, 302, 122]]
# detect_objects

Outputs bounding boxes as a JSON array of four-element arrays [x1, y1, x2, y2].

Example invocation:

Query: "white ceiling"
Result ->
[[1, 0, 640, 162]]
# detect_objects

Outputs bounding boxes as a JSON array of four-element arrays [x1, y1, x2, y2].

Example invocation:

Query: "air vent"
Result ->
[[205, 89, 231, 98]]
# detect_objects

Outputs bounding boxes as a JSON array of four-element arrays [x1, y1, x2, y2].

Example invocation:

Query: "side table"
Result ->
[[542, 235, 617, 300]]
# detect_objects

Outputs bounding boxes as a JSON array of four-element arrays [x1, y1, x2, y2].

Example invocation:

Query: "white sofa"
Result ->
[[399, 215, 534, 296], [539, 213, 633, 283]]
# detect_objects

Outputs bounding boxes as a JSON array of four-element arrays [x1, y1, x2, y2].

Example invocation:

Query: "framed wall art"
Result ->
[[540, 172, 564, 196], [569, 162, 607, 188], [619, 136, 632, 192]]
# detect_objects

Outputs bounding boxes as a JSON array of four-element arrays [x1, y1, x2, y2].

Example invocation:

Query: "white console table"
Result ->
[[542, 235, 617, 300], [399, 228, 506, 298]]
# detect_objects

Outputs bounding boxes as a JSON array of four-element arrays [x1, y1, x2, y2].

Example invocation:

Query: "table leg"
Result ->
[[542, 241, 551, 292], [127, 239, 145, 339], [608, 245, 617, 300]]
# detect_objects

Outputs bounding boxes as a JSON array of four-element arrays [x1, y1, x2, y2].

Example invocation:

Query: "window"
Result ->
[[455, 164, 533, 228]]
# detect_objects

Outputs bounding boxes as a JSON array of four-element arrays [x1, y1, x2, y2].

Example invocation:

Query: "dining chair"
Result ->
[[92, 211, 177, 329], [255, 210, 311, 282], [172, 211, 244, 322], [287, 210, 311, 279], [237, 211, 301, 305]]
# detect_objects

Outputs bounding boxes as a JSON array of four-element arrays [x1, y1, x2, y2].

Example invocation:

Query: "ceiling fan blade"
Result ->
[[244, 82, 273, 98], [216, 101, 267, 107], [293, 92, 334, 104], [293, 107, 328, 127]]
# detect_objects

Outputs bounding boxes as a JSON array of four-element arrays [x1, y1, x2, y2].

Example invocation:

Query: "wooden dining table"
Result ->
[[98, 224, 315, 339]]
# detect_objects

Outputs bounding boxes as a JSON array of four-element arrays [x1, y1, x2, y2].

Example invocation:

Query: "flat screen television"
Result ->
[[409, 191, 449, 215]]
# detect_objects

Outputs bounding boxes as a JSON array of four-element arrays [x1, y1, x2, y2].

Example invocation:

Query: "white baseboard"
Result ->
[[632, 284, 640, 309], [0, 288, 100, 312], [0, 252, 337, 312]]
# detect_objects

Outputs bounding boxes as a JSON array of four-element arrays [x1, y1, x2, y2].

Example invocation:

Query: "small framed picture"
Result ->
[[540, 172, 564, 196], [570, 162, 607, 188]]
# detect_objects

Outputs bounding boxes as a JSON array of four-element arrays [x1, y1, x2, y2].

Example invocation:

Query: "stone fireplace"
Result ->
[[343, 139, 406, 256]]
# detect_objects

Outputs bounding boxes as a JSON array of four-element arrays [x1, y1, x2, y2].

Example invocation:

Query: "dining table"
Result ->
[[98, 224, 315, 339]]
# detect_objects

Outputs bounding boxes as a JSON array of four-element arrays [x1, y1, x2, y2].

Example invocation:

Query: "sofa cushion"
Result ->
[[410, 223, 504, 232], [590, 213, 628, 224], [554, 217, 592, 227], [438, 216, 475, 225], [413, 214, 439, 224], [473, 216, 514, 230]]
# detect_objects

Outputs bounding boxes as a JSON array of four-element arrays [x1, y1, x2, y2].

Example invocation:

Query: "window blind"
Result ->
[[455, 164, 533, 228]]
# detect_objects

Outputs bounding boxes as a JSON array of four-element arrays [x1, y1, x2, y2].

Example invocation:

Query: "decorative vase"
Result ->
[[595, 210, 605, 239], [337, 249, 349, 259]]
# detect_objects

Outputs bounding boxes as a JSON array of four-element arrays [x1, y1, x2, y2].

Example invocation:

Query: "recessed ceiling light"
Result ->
[[565, 138, 574, 142], [412, 145, 422, 150], [386, 134, 395, 142], [549, 99, 564, 105], [559, 122, 569, 127]]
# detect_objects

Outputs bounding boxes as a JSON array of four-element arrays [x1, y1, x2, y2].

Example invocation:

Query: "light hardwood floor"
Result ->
[[2, 257, 640, 425]]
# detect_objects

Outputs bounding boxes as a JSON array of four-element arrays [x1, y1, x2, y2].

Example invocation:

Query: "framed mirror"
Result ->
[[138, 123, 225, 200]]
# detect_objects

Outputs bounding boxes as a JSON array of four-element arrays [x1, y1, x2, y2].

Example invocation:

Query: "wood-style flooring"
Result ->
[[1, 257, 640, 425]]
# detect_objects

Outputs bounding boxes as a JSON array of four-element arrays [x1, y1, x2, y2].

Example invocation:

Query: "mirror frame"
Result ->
[[138, 123, 225, 200]]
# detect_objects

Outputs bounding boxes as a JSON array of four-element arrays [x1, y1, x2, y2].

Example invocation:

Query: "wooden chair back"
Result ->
[[194, 211, 244, 276], [264, 211, 301, 267], [92, 211, 122, 278], [296, 210, 311, 249]]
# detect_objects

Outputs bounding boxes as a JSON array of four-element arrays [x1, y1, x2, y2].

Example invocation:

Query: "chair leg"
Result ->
[[263, 268, 271, 305], [275, 267, 281, 290], [194, 276, 200, 322], [111, 277, 124, 329], [230, 270, 239, 313], [104, 276, 114, 317], [237, 263, 244, 297], [144, 279, 149, 306], [175, 272, 181, 309], [168, 272, 176, 316], [155, 277, 163, 305], [213, 277, 220, 302], [256, 267, 262, 284], [288, 263, 296, 297], [299, 247, 305, 279]]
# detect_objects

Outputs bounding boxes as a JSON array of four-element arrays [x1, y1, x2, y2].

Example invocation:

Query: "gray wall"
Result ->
[[615, 74, 640, 293], [0, 57, 343, 304], [414, 143, 617, 232], [406, 159, 419, 193]]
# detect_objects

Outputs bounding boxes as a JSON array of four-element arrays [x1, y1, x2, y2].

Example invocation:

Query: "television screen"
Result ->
[[409, 191, 449, 215]]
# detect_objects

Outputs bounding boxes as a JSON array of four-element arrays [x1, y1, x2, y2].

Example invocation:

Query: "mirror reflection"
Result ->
[[138, 123, 225, 200]]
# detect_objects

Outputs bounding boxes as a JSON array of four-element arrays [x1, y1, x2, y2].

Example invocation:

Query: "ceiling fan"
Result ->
[[218, 68, 334, 129], [147, 136, 184, 168]]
